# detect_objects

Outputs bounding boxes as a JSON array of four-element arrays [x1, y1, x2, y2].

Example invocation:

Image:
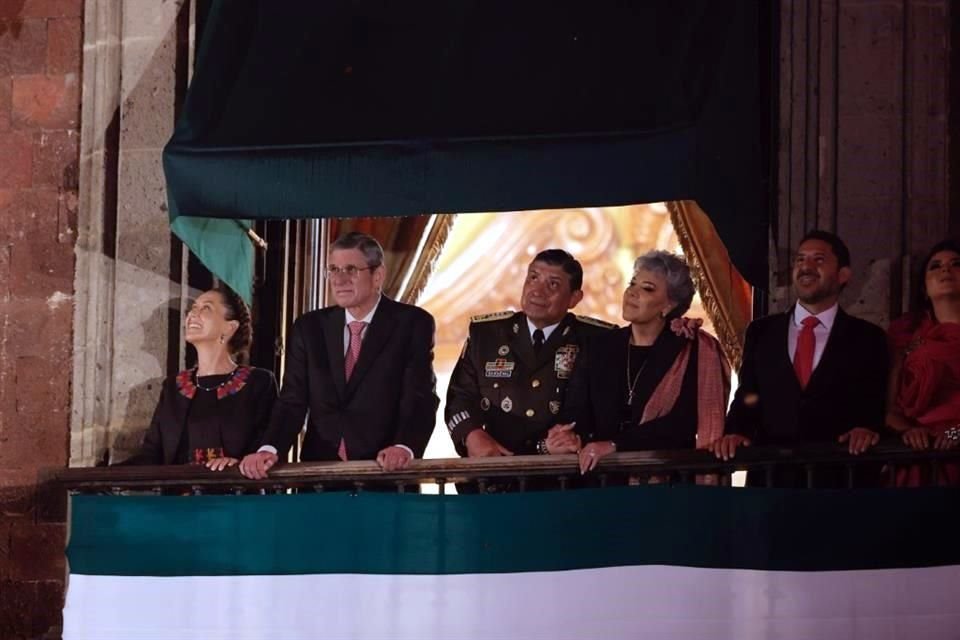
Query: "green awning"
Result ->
[[164, 0, 766, 302]]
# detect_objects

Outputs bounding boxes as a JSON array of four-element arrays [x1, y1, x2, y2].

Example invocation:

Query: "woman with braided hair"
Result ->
[[125, 285, 277, 468]]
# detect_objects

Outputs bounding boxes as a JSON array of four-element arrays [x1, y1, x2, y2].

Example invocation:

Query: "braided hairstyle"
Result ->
[[212, 285, 253, 364]]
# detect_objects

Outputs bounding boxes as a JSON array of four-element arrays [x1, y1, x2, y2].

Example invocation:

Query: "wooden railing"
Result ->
[[55, 442, 960, 493]]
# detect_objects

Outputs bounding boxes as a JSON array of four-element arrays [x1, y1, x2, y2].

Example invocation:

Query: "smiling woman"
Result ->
[[119, 286, 278, 468], [559, 250, 731, 476]]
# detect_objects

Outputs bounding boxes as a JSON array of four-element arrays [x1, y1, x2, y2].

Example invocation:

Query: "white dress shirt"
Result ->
[[526, 318, 561, 344], [787, 302, 838, 372]]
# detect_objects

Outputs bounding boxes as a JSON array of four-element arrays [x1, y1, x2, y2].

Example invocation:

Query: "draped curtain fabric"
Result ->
[[163, 0, 765, 304], [330, 214, 456, 303], [667, 201, 751, 371]]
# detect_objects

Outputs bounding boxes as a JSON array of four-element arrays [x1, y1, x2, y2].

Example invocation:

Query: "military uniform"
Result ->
[[446, 311, 615, 455]]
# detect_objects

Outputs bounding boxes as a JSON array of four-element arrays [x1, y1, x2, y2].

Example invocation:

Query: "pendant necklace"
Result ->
[[625, 343, 648, 406], [194, 366, 238, 393]]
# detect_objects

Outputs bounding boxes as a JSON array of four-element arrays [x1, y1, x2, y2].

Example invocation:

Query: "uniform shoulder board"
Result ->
[[470, 310, 514, 324], [576, 315, 617, 330]]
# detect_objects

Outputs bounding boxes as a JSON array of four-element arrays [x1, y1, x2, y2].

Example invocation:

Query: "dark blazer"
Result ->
[[726, 306, 888, 487], [126, 366, 278, 465], [261, 296, 439, 461], [726, 306, 888, 444], [562, 326, 699, 451]]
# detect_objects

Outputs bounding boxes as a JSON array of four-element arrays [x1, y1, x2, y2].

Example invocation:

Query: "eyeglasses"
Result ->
[[324, 265, 377, 279]]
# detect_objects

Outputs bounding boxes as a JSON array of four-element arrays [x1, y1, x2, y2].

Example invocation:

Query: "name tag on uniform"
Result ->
[[485, 359, 515, 378], [554, 345, 579, 379]]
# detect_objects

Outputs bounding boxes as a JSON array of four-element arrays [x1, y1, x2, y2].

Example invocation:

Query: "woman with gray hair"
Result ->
[[556, 250, 730, 475]]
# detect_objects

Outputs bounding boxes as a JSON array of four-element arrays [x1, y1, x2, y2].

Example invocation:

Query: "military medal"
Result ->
[[480, 397, 491, 411], [498, 345, 510, 356], [554, 344, 579, 379], [500, 396, 513, 412], [484, 359, 515, 378]]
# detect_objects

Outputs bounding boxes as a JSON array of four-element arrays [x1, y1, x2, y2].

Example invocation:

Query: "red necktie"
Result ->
[[793, 316, 820, 389], [339, 321, 367, 460]]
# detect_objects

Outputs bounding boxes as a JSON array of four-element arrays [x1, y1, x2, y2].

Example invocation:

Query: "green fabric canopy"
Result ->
[[164, 0, 766, 302]]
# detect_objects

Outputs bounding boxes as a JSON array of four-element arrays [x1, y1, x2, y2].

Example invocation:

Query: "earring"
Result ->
[[660, 310, 667, 319], [219, 334, 225, 344]]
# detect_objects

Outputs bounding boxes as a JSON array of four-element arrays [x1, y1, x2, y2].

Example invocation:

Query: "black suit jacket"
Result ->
[[562, 326, 699, 451], [726, 306, 888, 446], [125, 366, 278, 465], [262, 296, 439, 461]]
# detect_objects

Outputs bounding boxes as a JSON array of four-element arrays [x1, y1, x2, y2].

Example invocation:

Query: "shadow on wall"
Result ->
[[105, 296, 183, 465]]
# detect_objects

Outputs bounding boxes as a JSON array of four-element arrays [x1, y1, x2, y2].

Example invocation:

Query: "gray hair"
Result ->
[[331, 231, 385, 268], [633, 250, 695, 319]]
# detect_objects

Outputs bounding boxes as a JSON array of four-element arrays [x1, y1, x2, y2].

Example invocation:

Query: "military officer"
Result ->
[[446, 249, 615, 457]]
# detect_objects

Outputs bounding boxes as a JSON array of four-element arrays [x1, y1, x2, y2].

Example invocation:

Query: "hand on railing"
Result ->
[[837, 428, 879, 455], [711, 434, 751, 461], [239, 451, 278, 479], [579, 441, 616, 474], [901, 426, 960, 451], [465, 429, 513, 457], [205, 457, 239, 472], [376, 446, 413, 471]]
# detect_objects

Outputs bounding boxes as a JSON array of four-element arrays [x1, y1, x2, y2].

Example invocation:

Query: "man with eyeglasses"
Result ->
[[240, 232, 438, 478], [446, 249, 615, 467]]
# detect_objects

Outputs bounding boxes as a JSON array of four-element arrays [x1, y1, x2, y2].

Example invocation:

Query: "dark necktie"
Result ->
[[533, 329, 545, 355], [793, 316, 819, 389]]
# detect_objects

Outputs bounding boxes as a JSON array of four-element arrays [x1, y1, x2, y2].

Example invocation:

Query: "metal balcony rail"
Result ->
[[55, 442, 960, 494]]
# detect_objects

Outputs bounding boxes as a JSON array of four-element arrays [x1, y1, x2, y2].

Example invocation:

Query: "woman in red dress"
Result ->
[[886, 239, 960, 486]]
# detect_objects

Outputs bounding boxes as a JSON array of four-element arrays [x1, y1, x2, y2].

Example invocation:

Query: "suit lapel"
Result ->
[[324, 308, 347, 400], [344, 297, 398, 397], [767, 310, 801, 392]]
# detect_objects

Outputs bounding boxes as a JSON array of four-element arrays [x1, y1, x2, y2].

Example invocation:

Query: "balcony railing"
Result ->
[[55, 442, 960, 493]]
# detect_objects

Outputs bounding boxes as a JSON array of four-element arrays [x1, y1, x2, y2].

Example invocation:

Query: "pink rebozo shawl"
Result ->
[[638, 331, 731, 449]]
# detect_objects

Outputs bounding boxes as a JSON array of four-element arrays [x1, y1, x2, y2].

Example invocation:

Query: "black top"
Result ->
[[174, 373, 233, 464], [620, 345, 652, 427], [123, 366, 278, 465], [561, 325, 699, 451]]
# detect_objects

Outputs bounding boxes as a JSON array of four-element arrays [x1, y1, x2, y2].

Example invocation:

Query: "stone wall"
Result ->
[[772, 0, 954, 320], [0, 0, 82, 637], [0, 0, 953, 637]]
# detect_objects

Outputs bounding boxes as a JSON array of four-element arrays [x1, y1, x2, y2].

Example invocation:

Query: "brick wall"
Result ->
[[0, 0, 82, 638]]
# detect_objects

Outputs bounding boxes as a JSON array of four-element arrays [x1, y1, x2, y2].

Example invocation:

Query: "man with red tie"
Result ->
[[713, 230, 888, 487], [239, 232, 438, 479]]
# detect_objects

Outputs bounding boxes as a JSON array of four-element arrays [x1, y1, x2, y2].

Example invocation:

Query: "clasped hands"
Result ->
[[464, 423, 615, 475], [465, 423, 580, 458]]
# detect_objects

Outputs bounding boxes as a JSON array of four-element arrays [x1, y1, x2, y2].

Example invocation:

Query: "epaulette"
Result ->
[[576, 314, 617, 329], [470, 310, 514, 324]]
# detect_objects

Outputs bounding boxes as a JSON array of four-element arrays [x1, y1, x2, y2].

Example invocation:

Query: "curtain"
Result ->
[[668, 201, 752, 371]]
